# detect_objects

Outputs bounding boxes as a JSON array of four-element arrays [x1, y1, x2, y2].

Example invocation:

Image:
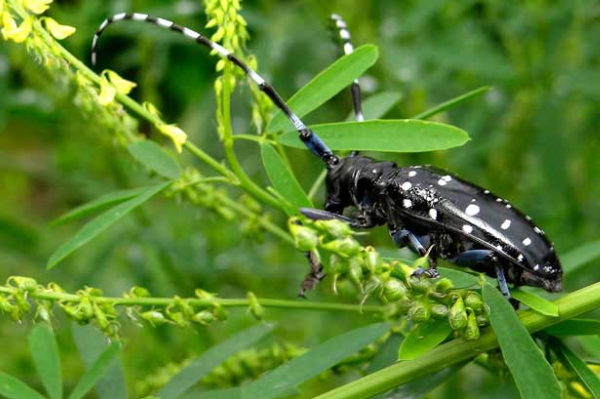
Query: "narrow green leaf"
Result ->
[[438, 267, 480, 288], [562, 240, 600, 275], [0, 372, 46, 399], [553, 338, 600, 399], [67, 342, 120, 399], [268, 44, 379, 133], [51, 187, 150, 226], [412, 86, 491, 120], [366, 334, 403, 374], [28, 323, 62, 399], [260, 142, 312, 214], [72, 325, 127, 399], [346, 91, 402, 121], [47, 182, 170, 269], [128, 140, 181, 179], [511, 289, 559, 317], [545, 319, 600, 336], [279, 120, 469, 153], [158, 324, 272, 399], [399, 318, 452, 360], [483, 284, 562, 399], [244, 322, 390, 399]]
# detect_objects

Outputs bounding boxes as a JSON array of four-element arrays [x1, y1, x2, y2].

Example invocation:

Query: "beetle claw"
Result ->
[[411, 267, 440, 279]]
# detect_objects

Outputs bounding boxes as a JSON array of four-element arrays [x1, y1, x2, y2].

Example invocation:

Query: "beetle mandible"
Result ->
[[90, 12, 563, 300]]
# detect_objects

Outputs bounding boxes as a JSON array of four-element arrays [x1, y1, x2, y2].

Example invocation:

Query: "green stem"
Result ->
[[308, 170, 328, 201], [220, 73, 281, 210], [0, 286, 384, 313], [313, 281, 600, 399]]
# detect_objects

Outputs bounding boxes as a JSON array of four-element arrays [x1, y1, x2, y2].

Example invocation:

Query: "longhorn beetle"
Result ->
[[90, 12, 563, 300]]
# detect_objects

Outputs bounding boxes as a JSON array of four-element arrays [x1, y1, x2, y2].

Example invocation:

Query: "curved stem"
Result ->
[[313, 281, 600, 399], [0, 286, 384, 314], [308, 170, 328, 201]]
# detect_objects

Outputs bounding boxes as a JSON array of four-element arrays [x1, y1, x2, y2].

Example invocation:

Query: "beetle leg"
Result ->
[[390, 229, 440, 278], [300, 207, 353, 223], [450, 250, 512, 300], [298, 250, 326, 298]]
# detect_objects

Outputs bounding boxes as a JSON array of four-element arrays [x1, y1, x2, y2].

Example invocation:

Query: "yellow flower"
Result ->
[[98, 75, 116, 106], [158, 124, 187, 153], [104, 70, 136, 94], [44, 17, 75, 39], [2, 15, 32, 43], [24, 0, 52, 15], [143, 102, 162, 118]]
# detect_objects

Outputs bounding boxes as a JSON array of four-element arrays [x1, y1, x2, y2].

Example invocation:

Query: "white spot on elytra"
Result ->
[[442, 175, 452, 182], [401, 181, 412, 190], [462, 224, 473, 234], [523, 237, 532, 246], [517, 254, 524, 262], [372, 169, 378, 174], [525, 215, 532, 221], [437, 179, 447, 186], [505, 204, 512, 209], [484, 190, 490, 194], [471, 198, 477, 202], [534, 227, 544, 235], [429, 208, 438, 220], [496, 198, 503, 203], [402, 199, 412, 208], [408, 171, 417, 177], [534, 264, 540, 271], [465, 204, 480, 216], [501, 219, 511, 230]]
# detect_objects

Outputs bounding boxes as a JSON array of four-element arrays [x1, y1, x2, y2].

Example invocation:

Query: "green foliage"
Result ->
[[279, 120, 469, 153], [1, 0, 600, 399]]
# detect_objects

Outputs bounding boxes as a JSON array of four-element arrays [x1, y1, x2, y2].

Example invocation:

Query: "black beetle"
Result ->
[[90, 12, 563, 300]]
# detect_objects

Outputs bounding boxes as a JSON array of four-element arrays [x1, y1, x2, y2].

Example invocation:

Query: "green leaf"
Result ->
[[243, 322, 390, 399], [438, 267, 480, 288], [366, 334, 403, 374], [545, 319, 600, 336], [511, 289, 559, 317], [260, 142, 312, 215], [0, 372, 46, 399], [553, 338, 600, 399], [279, 120, 469, 153], [562, 240, 600, 275], [399, 318, 453, 360], [67, 342, 121, 399], [72, 325, 127, 399], [158, 324, 273, 399], [580, 336, 600, 358], [29, 323, 62, 399], [47, 182, 170, 269], [51, 187, 150, 227], [268, 44, 379, 133], [128, 140, 181, 179], [483, 284, 562, 399], [412, 86, 491, 120], [346, 91, 402, 121]]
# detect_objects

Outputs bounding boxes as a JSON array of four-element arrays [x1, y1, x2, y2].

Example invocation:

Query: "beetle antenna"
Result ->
[[330, 13, 363, 157], [91, 13, 339, 167]]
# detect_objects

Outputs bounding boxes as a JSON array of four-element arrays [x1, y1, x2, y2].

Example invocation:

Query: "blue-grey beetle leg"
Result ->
[[450, 250, 512, 299], [390, 229, 440, 278]]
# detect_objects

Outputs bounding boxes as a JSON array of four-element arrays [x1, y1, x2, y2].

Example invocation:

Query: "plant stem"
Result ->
[[313, 281, 600, 399], [0, 286, 384, 314], [308, 170, 328, 201]]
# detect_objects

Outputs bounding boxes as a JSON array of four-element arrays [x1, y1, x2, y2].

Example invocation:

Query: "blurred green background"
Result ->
[[0, 0, 599, 398]]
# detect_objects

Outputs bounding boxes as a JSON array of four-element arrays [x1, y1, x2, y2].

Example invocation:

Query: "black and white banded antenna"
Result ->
[[90, 12, 339, 167], [330, 13, 364, 124]]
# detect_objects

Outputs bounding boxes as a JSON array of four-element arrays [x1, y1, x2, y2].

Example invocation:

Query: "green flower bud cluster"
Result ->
[[288, 218, 490, 339]]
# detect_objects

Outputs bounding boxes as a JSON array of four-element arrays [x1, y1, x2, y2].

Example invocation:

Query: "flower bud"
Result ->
[[448, 295, 468, 330], [383, 279, 407, 302], [430, 303, 449, 318], [409, 276, 431, 293], [409, 299, 431, 323], [289, 223, 318, 251], [315, 219, 352, 238], [141, 311, 168, 326], [247, 292, 264, 321], [322, 238, 360, 257], [328, 254, 347, 275], [364, 248, 383, 273], [7, 276, 37, 291], [464, 292, 484, 313], [129, 286, 151, 298], [464, 310, 480, 341], [476, 314, 490, 327], [435, 278, 454, 293], [364, 275, 382, 296], [348, 258, 364, 289], [192, 310, 216, 325]]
